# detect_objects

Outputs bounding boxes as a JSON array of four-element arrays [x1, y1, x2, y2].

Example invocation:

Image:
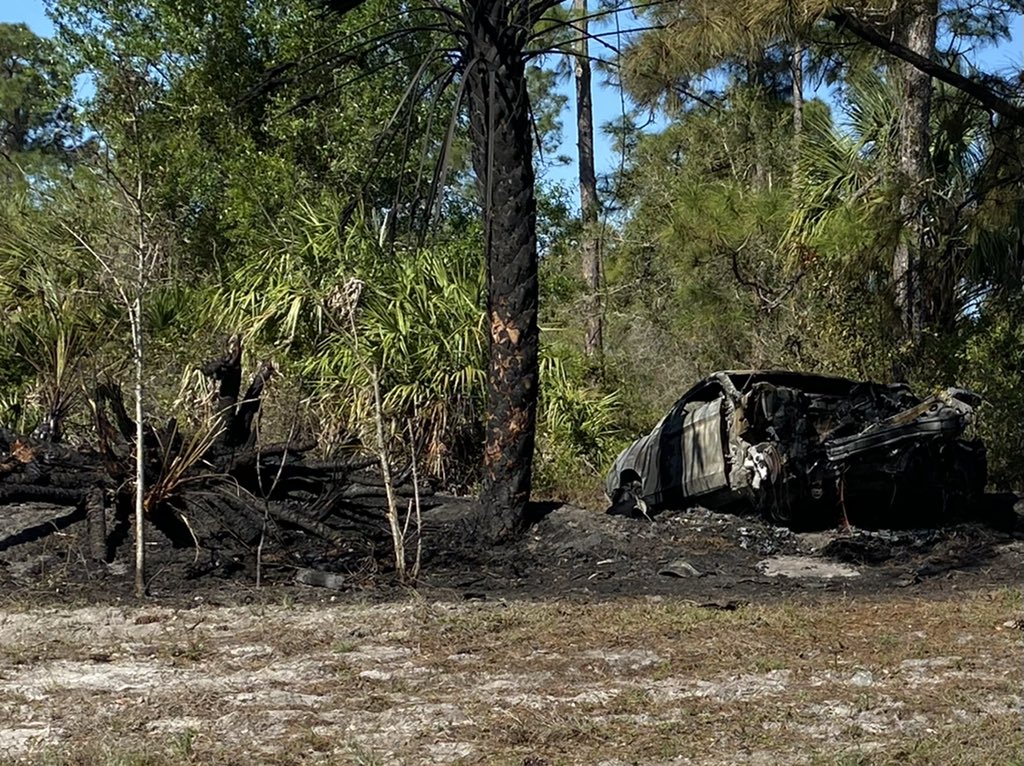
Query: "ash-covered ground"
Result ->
[[0, 493, 1021, 606]]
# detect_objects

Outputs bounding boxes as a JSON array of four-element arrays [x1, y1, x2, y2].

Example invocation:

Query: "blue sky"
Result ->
[[4, 0, 1021, 195], [2, 0, 51, 35]]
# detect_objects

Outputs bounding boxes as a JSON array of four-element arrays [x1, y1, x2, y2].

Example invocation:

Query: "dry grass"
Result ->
[[0, 590, 1020, 765]]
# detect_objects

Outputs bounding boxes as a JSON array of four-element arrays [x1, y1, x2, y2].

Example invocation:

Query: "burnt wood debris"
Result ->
[[0, 336, 431, 577]]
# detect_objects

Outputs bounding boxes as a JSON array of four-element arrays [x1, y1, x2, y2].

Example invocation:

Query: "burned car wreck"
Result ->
[[605, 371, 986, 527]]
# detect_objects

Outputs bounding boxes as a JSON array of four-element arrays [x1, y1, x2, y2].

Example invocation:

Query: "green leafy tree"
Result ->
[[50, 0, 462, 281], [0, 24, 90, 424], [617, 0, 1024, 361], [0, 23, 80, 187]]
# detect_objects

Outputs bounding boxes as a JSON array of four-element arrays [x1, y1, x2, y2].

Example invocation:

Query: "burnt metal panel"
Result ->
[[605, 415, 668, 506], [680, 399, 728, 495]]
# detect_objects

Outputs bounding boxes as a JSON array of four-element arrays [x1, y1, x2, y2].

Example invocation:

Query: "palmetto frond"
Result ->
[[786, 69, 901, 264], [212, 197, 486, 480], [537, 353, 621, 469], [787, 58, 1024, 320], [0, 192, 110, 433]]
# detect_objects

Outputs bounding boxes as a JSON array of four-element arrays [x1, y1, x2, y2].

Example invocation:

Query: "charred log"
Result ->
[[85, 488, 107, 563], [232, 360, 275, 447], [0, 503, 85, 553], [0, 338, 429, 582], [202, 334, 244, 447]]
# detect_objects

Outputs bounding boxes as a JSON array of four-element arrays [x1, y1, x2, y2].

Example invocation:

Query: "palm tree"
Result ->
[[314, 0, 617, 539], [459, 0, 542, 539], [616, 0, 1024, 369], [791, 68, 1024, 344]]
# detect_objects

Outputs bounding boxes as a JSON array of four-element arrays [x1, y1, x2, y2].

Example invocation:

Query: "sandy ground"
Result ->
[[0, 592, 1021, 765], [1, 498, 1022, 764]]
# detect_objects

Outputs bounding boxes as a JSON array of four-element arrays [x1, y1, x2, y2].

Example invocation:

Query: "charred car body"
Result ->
[[605, 371, 986, 526]]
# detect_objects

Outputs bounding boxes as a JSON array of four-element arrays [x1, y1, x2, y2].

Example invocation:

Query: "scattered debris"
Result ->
[[848, 669, 875, 687], [658, 559, 702, 578], [294, 568, 350, 590], [738, 524, 795, 555], [821, 534, 897, 565]]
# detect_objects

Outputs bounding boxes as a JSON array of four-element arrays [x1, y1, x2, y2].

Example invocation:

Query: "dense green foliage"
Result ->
[[2, 0, 1024, 499], [587, 2, 1024, 487]]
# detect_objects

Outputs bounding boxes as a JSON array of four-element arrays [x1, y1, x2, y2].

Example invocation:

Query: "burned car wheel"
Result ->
[[607, 476, 650, 519], [604, 371, 986, 528]]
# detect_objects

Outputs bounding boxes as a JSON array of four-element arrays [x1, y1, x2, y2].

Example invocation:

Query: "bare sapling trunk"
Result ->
[[56, 218, 148, 582], [342, 279, 416, 582], [131, 124, 149, 599], [404, 419, 422, 581], [132, 291, 145, 598], [371, 365, 406, 581], [574, 0, 602, 360]]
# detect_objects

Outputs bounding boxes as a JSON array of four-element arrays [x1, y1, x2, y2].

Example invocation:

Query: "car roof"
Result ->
[[676, 369, 900, 406]]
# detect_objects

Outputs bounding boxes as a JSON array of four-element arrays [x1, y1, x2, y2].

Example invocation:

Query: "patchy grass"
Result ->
[[0, 591, 1020, 765]]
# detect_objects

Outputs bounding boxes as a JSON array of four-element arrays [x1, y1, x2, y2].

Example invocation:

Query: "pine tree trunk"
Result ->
[[466, 5, 540, 541], [575, 0, 602, 360], [746, 57, 769, 189], [791, 41, 805, 186], [893, 0, 937, 353], [791, 42, 804, 139]]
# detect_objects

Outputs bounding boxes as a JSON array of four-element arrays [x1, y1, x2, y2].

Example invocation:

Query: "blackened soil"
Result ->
[[415, 494, 1024, 603], [0, 494, 1021, 608]]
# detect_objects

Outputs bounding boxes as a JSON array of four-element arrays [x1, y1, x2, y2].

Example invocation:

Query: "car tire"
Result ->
[[606, 480, 650, 519]]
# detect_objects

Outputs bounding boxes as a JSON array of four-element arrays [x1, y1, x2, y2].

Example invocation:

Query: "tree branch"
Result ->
[[828, 9, 1024, 127]]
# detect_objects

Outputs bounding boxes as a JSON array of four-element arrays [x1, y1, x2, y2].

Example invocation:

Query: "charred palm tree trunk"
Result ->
[[465, 2, 539, 541], [315, 0, 545, 541]]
